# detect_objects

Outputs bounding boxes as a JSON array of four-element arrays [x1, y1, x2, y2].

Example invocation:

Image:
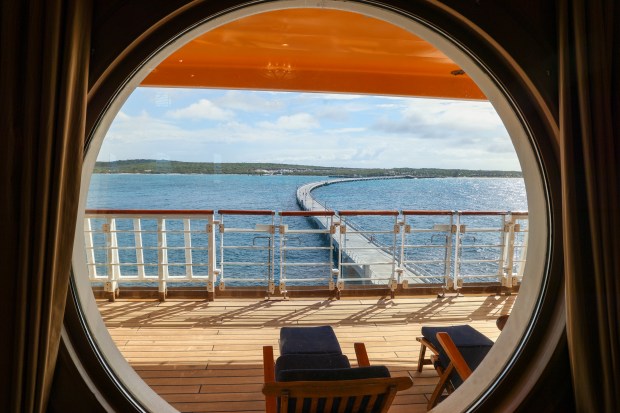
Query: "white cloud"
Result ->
[[376, 99, 503, 135], [327, 127, 366, 134], [166, 99, 233, 120], [258, 113, 319, 130], [99, 90, 520, 170]]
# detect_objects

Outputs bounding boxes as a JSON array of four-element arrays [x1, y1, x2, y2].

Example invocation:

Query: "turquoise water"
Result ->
[[312, 178, 526, 211], [86, 174, 527, 285], [87, 174, 526, 212]]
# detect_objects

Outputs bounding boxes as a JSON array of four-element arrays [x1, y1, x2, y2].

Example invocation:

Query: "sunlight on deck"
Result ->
[[98, 294, 515, 413]]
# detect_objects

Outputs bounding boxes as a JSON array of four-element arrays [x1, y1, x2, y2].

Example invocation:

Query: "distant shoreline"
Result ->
[[94, 159, 523, 179]]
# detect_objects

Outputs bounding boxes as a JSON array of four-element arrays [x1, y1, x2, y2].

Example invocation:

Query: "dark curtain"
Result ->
[[560, 0, 620, 411], [0, 1, 91, 412]]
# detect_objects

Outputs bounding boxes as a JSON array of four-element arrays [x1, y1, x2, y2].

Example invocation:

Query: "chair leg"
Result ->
[[263, 346, 276, 413], [416, 337, 438, 372], [427, 363, 454, 410], [417, 342, 427, 372]]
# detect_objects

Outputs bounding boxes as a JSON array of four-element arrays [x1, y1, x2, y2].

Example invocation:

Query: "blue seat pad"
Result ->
[[280, 326, 342, 355], [277, 365, 390, 382], [421, 325, 493, 388], [275, 354, 351, 377], [421, 325, 493, 348]]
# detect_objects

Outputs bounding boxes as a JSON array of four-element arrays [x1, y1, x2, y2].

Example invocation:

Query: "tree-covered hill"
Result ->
[[93, 159, 523, 178]]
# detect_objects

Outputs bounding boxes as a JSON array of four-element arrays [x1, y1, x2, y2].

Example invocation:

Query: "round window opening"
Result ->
[[73, 2, 551, 412]]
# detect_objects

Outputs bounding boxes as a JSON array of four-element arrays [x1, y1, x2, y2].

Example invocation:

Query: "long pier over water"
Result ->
[[296, 177, 426, 288]]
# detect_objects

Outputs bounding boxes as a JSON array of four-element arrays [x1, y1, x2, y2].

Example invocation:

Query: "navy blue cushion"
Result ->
[[279, 326, 342, 355], [421, 325, 493, 388], [421, 325, 494, 348], [275, 354, 351, 378], [277, 365, 390, 382]]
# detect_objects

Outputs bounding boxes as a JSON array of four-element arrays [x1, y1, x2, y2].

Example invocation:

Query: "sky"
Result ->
[[98, 88, 521, 171]]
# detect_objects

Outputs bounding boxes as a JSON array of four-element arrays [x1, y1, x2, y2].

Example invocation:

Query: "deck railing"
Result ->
[[83, 209, 528, 300]]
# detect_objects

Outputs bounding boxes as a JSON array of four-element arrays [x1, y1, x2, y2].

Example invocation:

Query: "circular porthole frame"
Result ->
[[65, 1, 564, 412]]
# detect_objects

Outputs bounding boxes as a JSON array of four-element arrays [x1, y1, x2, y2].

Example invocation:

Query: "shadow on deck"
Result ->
[[98, 294, 515, 413]]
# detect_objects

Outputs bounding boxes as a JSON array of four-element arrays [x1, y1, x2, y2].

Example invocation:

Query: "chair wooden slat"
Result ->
[[309, 397, 318, 413], [337, 396, 349, 413], [282, 392, 290, 413], [436, 332, 473, 380], [378, 386, 398, 413], [354, 343, 370, 367], [351, 394, 364, 412], [364, 394, 379, 413], [263, 377, 412, 412], [324, 397, 334, 412], [295, 396, 304, 413]]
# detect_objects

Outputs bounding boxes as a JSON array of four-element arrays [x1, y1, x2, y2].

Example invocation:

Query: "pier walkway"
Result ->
[[296, 178, 426, 290]]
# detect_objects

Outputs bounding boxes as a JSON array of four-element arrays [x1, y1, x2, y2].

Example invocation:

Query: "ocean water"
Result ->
[[86, 174, 527, 285], [87, 174, 526, 213]]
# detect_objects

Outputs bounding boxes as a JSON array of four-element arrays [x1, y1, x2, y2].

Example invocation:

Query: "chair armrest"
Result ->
[[354, 342, 370, 367], [263, 346, 276, 413], [436, 332, 472, 380], [416, 336, 439, 355]]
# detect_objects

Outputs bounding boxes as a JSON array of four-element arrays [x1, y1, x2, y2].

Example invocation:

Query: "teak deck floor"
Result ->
[[98, 294, 516, 413]]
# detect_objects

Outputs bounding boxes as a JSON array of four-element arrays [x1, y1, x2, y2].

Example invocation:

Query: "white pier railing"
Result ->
[[217, 210, 276, 293], [84, 209, 216, 300], [83, 208, 528, 300], [399, 210, 528, 290]]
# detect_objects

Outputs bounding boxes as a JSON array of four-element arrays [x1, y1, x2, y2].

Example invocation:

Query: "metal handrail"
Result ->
[[84, 210, 217, 300], [218, 211, 276, 294], [83, 209, 528, 300], [278, 211, 337, 294]]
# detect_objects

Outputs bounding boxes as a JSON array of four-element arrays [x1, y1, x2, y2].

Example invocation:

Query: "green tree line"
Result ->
[[93, 159, 522, 178]]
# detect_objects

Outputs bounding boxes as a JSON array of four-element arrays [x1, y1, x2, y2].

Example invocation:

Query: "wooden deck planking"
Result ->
[[99, 294, 515, 413]]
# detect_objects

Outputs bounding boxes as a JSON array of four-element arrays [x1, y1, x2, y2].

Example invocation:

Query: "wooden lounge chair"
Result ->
[[263, 342, 412, 413], [416, 325, 495, 410]]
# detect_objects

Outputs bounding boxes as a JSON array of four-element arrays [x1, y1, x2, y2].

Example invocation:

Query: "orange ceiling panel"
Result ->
[[141, 9, 486, 100]]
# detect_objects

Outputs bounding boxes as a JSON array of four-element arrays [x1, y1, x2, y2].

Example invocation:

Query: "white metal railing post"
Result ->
[[503, 214, 517, 287], [452, 212, 461, 290], [390, 214, 399, 293], [328, 215, 337, 291], [84, 218, 97, 278], [278, 214, 285, 293], [133, 218, 145, 280], [207, 214, 217, 297], [104, 218, 120, 301], [337, 216, 345, 291], [184, 219, 193, 279], [219, 215, 225, 290], [398, 218, 407, 284], [444, 214, 454, 287], [328, 216, 339, 291], [157, 218, 168, 301], [268, 216, 275, 295], [517, 216, 529, 278], [498, 214, 508, 284]]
